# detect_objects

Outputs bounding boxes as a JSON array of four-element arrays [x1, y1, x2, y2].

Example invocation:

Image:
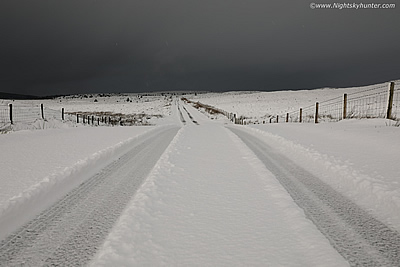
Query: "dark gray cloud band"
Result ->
[[1, 0, 399, 95]]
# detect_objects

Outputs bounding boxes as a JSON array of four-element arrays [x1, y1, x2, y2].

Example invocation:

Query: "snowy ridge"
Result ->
[[0, 125, 172, 240], [239, 125, 400, 231]]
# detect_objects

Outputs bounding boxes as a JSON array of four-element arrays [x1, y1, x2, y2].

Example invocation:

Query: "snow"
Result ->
[[48, 94, 172, 119], [0, 126, 155, 239], [0, 82, 399, 265], [91, 117, 347, 266], [246, 119, 400, 231], [190, 80, 400, 122]]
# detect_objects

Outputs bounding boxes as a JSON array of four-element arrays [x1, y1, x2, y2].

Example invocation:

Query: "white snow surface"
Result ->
[[247, 119, 400, 231], [0, 125, 155, 239], [1, 82, 400, 265], [91, 109, 347, 266], [190, 80, 400, 121]]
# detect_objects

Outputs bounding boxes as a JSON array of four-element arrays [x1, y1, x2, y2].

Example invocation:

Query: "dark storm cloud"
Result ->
[[0, 0, 399, 96]]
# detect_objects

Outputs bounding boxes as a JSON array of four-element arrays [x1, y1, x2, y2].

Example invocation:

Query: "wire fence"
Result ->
[[346, 84, 388, 119], [0, 102, 157, 132], [0, 103, 64, 130], [43, 107, 62, 120], [12, 104, 42, 123], [0, 106, 9, 128], [275, 81, 400, 124], [190, 81, 400, 126], [3, 82, 399, 129]]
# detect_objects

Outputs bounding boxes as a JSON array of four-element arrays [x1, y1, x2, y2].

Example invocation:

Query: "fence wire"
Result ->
[[347, 84, 387, 98], [13, 105, 42, 123], [0, 104, 65, 126], [44, 107, 62, 120], [346, 90, 387, 119], [275, 82, 399, 124], [0, 102, 157, 131], [288, 104, 316, 123], [0, 105, 9, 128], [319, 102, 342, 122]]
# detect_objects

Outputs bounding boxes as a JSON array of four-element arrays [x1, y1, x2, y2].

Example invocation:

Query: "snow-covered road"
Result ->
[[0, 126, 179, 265], [229, 126, 400, 266], [1, 99, 399, 266], [91, 103, 348, 266]]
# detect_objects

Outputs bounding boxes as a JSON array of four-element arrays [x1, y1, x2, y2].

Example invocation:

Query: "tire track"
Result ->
[[177, 103, 186, 125], [228, 126, 400, 267], [0, 126, 180, 266], [182, 105, 199, 125]]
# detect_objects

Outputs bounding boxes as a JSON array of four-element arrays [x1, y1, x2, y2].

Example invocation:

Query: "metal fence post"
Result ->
[[343, 94, 347, 120], [62, 108, 64, 120], [315, 102, 319, 123]]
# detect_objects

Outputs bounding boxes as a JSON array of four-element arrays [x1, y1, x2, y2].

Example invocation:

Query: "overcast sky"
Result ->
[[1, 0, 399, 96]]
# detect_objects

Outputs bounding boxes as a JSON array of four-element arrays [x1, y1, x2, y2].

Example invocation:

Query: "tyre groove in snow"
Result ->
[[228, 126, 400, 267], [177, 102, 186, 125], [182, 105, 199, 125], [0, 126, 179, 266]]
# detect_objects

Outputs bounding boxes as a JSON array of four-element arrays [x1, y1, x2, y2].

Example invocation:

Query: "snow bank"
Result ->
[[241, 120, 400, 231], [0, 126, 165, 239]]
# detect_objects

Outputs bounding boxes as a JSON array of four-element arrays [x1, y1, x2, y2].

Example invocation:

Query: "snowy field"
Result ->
[[190, 80, 400, 123], [0, 82, 400, 265]]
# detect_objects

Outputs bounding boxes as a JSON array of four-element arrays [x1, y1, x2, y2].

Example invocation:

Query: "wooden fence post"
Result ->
[[269, 117, 272, 123], [315, 102, 319, 123], [98, 118, 100, 125], [343, 94, 347, 120], [9, 104, 13, 124], [92, 116, 94, 125], [41, 104, 44, 119], [62, 108, 64, 120], [299, 108, 302, 123], [83, 115, 86, 124], [286, 113, 289, 123], [77, 114, 79, 123], [386, 82, 395, 119], [276, 115, 279, 123]]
